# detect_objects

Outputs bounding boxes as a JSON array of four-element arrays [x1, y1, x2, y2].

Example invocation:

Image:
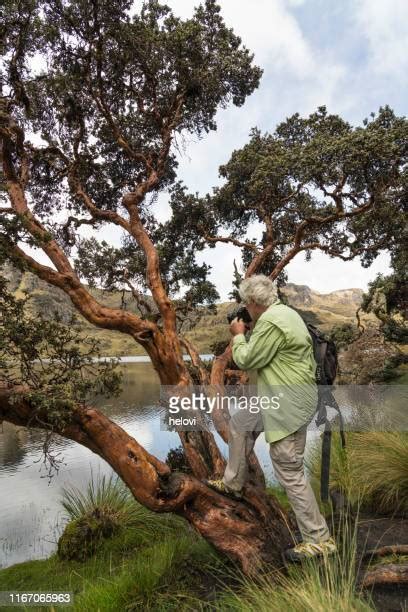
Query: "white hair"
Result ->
[[238, 275, 279, 307]]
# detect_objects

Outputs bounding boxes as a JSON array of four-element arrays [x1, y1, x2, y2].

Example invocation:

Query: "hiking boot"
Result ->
[[204, 479, 243, 500], [285, 537, 337, 563]]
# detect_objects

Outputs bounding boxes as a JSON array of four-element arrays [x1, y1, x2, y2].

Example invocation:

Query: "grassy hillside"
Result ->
[[187, 284, 370, 355], [3, 264, 373, 356], [4, 264, 145, 356]]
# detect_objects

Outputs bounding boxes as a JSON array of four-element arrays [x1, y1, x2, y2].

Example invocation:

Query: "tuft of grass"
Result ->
[[60, 471, 181, 537], [216, 509, 373, 612], [57, 471, 193, 565], [216, 564, 373, 612], [61, 472, 138, 525], [350, 432, 408, 513], [308, 431, 408, 514]]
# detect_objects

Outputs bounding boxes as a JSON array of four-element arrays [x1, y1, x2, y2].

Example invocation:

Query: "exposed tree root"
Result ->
[[361, 563, 408, 588], [362, 544, 408, 560]]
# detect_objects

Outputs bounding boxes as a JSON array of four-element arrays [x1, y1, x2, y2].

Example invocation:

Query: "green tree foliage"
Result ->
[[362, 245, 407, 344], [0, 277, 121, 400], [329, 323, 358, 350], [169, 106, 408, 281], [0, 0, 261, 316]]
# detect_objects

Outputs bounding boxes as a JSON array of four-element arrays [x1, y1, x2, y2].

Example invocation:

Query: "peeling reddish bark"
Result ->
[[0, 385, 292, 574], [210, 345, 266, 488]]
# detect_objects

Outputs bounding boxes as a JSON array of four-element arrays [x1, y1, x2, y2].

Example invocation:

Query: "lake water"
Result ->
[[0, 359, 283, 569]]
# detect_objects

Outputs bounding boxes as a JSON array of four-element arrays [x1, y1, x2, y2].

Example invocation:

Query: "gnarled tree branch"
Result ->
[[0, 382, 291, 574]]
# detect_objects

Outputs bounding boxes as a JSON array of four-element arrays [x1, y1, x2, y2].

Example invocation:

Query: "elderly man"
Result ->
[[207, 274, 336, 561]]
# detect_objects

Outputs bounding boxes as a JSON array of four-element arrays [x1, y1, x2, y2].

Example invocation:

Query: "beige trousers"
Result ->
[[222, 409, 330, 544]]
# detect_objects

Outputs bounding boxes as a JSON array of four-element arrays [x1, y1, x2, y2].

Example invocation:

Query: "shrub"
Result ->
[[349, 432, 408, 514], [60, 472, 141, 526], [57, 512, 119, 561]]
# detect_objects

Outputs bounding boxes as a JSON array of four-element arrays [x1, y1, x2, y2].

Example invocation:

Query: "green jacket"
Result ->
[[232, 300, 318, 443]]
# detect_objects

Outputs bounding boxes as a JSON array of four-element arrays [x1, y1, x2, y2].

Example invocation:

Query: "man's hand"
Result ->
[[229, 317, 247, 336]]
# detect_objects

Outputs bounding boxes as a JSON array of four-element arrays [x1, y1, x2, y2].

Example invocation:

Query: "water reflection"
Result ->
[[0, 423, 30, 471]]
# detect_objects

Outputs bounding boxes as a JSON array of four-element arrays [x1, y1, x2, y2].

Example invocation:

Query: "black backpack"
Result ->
[[306, 323, 346, 502], [306, 324, 338, 386]]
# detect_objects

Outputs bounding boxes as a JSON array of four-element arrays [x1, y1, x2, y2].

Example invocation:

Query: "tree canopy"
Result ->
[[169, 106, 407, 281], [1, 0, 261, 309], [0, 0, 263, 382]]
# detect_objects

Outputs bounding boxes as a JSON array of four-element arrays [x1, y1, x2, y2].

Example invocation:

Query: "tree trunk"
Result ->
[[142, 330, 227, 480], [210, 344, 266, 487], [0, 384, 292, 575]]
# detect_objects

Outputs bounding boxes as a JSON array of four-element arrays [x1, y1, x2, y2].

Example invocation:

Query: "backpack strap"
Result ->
[[318, 388, 346, 502], [308, 324, 346, 501], [320, 419, 332, 503], [317, 340, 329, 385]]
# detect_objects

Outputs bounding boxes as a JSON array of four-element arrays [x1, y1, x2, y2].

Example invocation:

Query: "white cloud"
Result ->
[[356, 0, 408, 79], [169, 0, 311, 69], [285, 250, 391, 294]]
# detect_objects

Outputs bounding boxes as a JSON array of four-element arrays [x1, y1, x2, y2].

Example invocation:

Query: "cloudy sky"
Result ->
[[147, 0, 406, 299]]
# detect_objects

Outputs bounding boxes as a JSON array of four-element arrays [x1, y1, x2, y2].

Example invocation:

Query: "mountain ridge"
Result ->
[[2, 264, 371, 355]]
